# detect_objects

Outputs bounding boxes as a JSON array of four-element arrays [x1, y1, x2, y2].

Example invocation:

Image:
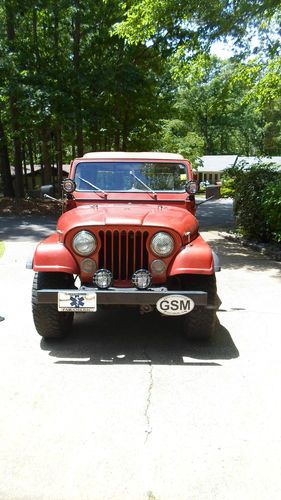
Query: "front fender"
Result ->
[[31, 234, 79, 274], [169, 234, 217, 276]]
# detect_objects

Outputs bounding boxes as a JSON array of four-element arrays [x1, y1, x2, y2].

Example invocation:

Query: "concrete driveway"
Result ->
[[0, 199, 281, 500]]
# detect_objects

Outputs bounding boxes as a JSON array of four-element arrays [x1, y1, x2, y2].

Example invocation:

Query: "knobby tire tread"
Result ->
[[32, 272, 74, 339], [182, 274, 218, 340]]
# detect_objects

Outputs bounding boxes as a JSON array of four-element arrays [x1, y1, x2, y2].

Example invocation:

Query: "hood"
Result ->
[[57, 203, 198, 237]]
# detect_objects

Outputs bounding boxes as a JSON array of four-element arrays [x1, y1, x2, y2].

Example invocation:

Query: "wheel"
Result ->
[[32, 272, 74, 339], [181, 274, 219, 340], [183, 306, 217, 340]]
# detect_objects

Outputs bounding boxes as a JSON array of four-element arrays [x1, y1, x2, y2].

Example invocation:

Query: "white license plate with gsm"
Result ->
[[156, 295, 195, 316], [58, 291, 97, 312]]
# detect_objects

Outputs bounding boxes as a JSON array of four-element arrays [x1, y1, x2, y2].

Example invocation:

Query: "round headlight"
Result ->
[[72, 231, 97, 256], [150, 232, 174, 257]]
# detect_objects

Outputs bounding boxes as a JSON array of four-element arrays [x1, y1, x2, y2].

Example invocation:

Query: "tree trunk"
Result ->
[[73, 1, 84, 156], [202, 109, 212, 154], [0, 115, 14, 197], [5, 2, 24, 198], [40, 147, 45, 185], [56, 127, 63, 191], [91, 124, 97, 151], [10, 96, 24, 198], [22, 143, 28, 190], [27, 137, 35, 188], [122, 109, 129, 151], [41, 126, 52, 185], [114, 102, 121, 150], [115, 131, 120, 150], [32, 9, 40, 65]]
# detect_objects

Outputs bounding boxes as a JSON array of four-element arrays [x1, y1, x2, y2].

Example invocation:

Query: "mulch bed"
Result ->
[[0, 197, 60, 216]]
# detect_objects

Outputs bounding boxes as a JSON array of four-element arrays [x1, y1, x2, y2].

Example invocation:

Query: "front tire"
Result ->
[[183, 306, 217, 340], [32, 272, 74, 339], [182, 275, 219, 340]]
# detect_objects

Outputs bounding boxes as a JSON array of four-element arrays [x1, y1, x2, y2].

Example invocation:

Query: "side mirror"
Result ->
[[40, 185, 54, 198], [185, 181, 197, 194]]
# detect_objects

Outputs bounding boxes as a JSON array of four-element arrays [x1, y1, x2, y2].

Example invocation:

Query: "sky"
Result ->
[[210, 39, 236, 59]]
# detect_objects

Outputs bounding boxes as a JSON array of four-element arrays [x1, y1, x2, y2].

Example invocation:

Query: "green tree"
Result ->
[[114, 0, 281, 53], [0, 0, 280, 199], [157, 120, 204, 164]]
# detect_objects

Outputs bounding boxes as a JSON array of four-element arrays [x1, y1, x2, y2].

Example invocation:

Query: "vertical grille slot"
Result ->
[[142, 232, 149, 269], [128, 231, 134, 278], [106, 231, 112, 270], [99, 231, 105, 268], [113, 231, 119, 279], [121, 231, 127, 280], [135, 232, 141, 269], [98, 229, 149, 281]]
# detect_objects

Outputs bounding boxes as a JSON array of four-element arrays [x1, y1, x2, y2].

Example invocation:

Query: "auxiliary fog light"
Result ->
[[132, 270, 152, 290], [62, 179, 76, 193], [93, 269, 112, 289], [151, 259, 166, 275], [80, 258, 97, 274]]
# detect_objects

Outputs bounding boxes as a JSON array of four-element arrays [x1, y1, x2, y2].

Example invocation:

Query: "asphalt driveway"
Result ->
[[0, 198, 281, 500]]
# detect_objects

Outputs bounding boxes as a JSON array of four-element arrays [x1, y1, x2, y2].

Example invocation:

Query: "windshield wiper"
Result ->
[[129, 170, 157, 199], [78, 176, 107, 198]]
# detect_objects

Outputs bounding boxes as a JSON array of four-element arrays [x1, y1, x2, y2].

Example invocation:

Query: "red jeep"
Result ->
[[29, 152, 220, 340]]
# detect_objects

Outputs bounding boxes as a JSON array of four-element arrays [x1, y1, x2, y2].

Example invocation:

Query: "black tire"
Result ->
[[32, 272, 74, 339], [183, 307, 217, 340], [182, 274, 218, 340]]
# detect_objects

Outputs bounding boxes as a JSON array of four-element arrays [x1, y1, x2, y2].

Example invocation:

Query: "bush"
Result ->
[[262, 181, 281, 243], [229, 162, 280, 243], [220, 177, 235, 198]]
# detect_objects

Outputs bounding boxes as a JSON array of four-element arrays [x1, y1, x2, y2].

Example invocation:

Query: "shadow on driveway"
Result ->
[[206, 235, 281, 275], [40, 308, 239, 366], [0, 215, 57, 242]]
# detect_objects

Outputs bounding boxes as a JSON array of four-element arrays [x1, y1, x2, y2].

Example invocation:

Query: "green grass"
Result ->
[[0, 241, 5, 259]]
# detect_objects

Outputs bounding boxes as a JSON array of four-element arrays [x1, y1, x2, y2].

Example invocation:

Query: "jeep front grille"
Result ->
[[98, 230, 149, 280]]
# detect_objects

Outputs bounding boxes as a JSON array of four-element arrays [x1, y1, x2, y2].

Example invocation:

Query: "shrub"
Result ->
[[262, 180, 281, 243], [220, 177, 235, 198], [230, 162, 280, 242]]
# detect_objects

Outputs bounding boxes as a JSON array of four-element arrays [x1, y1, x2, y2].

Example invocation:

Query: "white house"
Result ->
[[196, 155, 281, 184]]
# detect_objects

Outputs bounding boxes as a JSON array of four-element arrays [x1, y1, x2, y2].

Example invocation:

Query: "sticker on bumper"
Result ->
[[58, 291, 97, 312], [156, 295, 195, 316]]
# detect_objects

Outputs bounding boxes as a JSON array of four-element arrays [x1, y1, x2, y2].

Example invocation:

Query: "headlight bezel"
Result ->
[[72, 230, 97, 256], [150, 231, 175, 258]]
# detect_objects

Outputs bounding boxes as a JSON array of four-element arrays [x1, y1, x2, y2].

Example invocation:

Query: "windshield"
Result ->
[[74, 162, 188, 192]]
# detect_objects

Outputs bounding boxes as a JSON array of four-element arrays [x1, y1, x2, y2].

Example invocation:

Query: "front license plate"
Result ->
[[58, 291, 97, 312]]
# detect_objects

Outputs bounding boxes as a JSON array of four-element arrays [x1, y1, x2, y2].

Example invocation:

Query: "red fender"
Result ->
[[169, 234, 214, 276], [33, 234, 79, 274]]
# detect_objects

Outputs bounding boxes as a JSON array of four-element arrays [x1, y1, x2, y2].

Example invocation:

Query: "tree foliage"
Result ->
[[0, 0, 170, 196], [0, 0, 280, 198], [114, 0, 281, 154], [114, 0, 281, 53]]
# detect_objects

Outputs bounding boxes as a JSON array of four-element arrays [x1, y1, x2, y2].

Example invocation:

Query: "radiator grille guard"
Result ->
[[98, 230, 149, 280]]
